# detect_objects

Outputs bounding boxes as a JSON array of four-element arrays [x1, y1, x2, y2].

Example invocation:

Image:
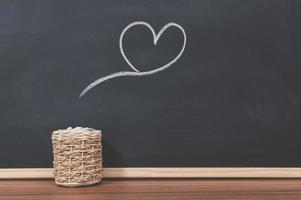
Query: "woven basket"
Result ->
[[52, 127, 102, 187]]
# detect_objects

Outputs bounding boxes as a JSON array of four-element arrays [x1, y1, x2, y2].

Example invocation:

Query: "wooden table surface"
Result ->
[[1, 179, 301, 199]]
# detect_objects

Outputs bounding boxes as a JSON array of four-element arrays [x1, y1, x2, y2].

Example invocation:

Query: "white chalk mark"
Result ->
[[79, 21, 187, 98]]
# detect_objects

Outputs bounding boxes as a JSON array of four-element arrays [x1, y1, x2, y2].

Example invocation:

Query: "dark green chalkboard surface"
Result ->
[[0, 0, 301, 167]]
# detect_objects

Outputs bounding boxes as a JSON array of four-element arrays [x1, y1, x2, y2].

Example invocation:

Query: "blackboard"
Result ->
[[0, 0, 301, 168]]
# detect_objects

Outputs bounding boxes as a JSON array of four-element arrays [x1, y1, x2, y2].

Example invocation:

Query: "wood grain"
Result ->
[[0, 179, 301, 199], [1, 168, 301, 179]]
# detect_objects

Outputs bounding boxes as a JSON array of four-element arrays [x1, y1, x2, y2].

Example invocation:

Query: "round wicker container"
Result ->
[[52, 127, 102, 187]]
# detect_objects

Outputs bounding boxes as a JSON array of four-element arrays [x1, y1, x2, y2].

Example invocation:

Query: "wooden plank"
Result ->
[[1, 168, 301, 179], [1, 179, 301, 199]]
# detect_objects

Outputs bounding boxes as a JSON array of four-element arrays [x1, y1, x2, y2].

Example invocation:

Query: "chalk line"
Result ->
[[79, 21, 186, 98]]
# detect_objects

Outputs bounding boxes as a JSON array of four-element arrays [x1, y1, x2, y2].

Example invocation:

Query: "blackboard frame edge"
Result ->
[[1, 168, 301, 179]]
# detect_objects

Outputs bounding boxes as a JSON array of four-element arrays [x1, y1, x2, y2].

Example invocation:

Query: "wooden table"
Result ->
[[1, 179, 301, 199]]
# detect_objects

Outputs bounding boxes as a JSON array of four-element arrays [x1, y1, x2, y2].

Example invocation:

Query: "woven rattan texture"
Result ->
[[52, 128, 102, 187]]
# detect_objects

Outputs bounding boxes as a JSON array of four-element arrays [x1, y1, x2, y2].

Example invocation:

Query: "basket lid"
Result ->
[[52, 127, 102, 140]]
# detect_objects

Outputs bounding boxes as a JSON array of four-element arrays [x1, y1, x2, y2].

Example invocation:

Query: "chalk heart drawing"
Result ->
[[79, 21, 187, 98]]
